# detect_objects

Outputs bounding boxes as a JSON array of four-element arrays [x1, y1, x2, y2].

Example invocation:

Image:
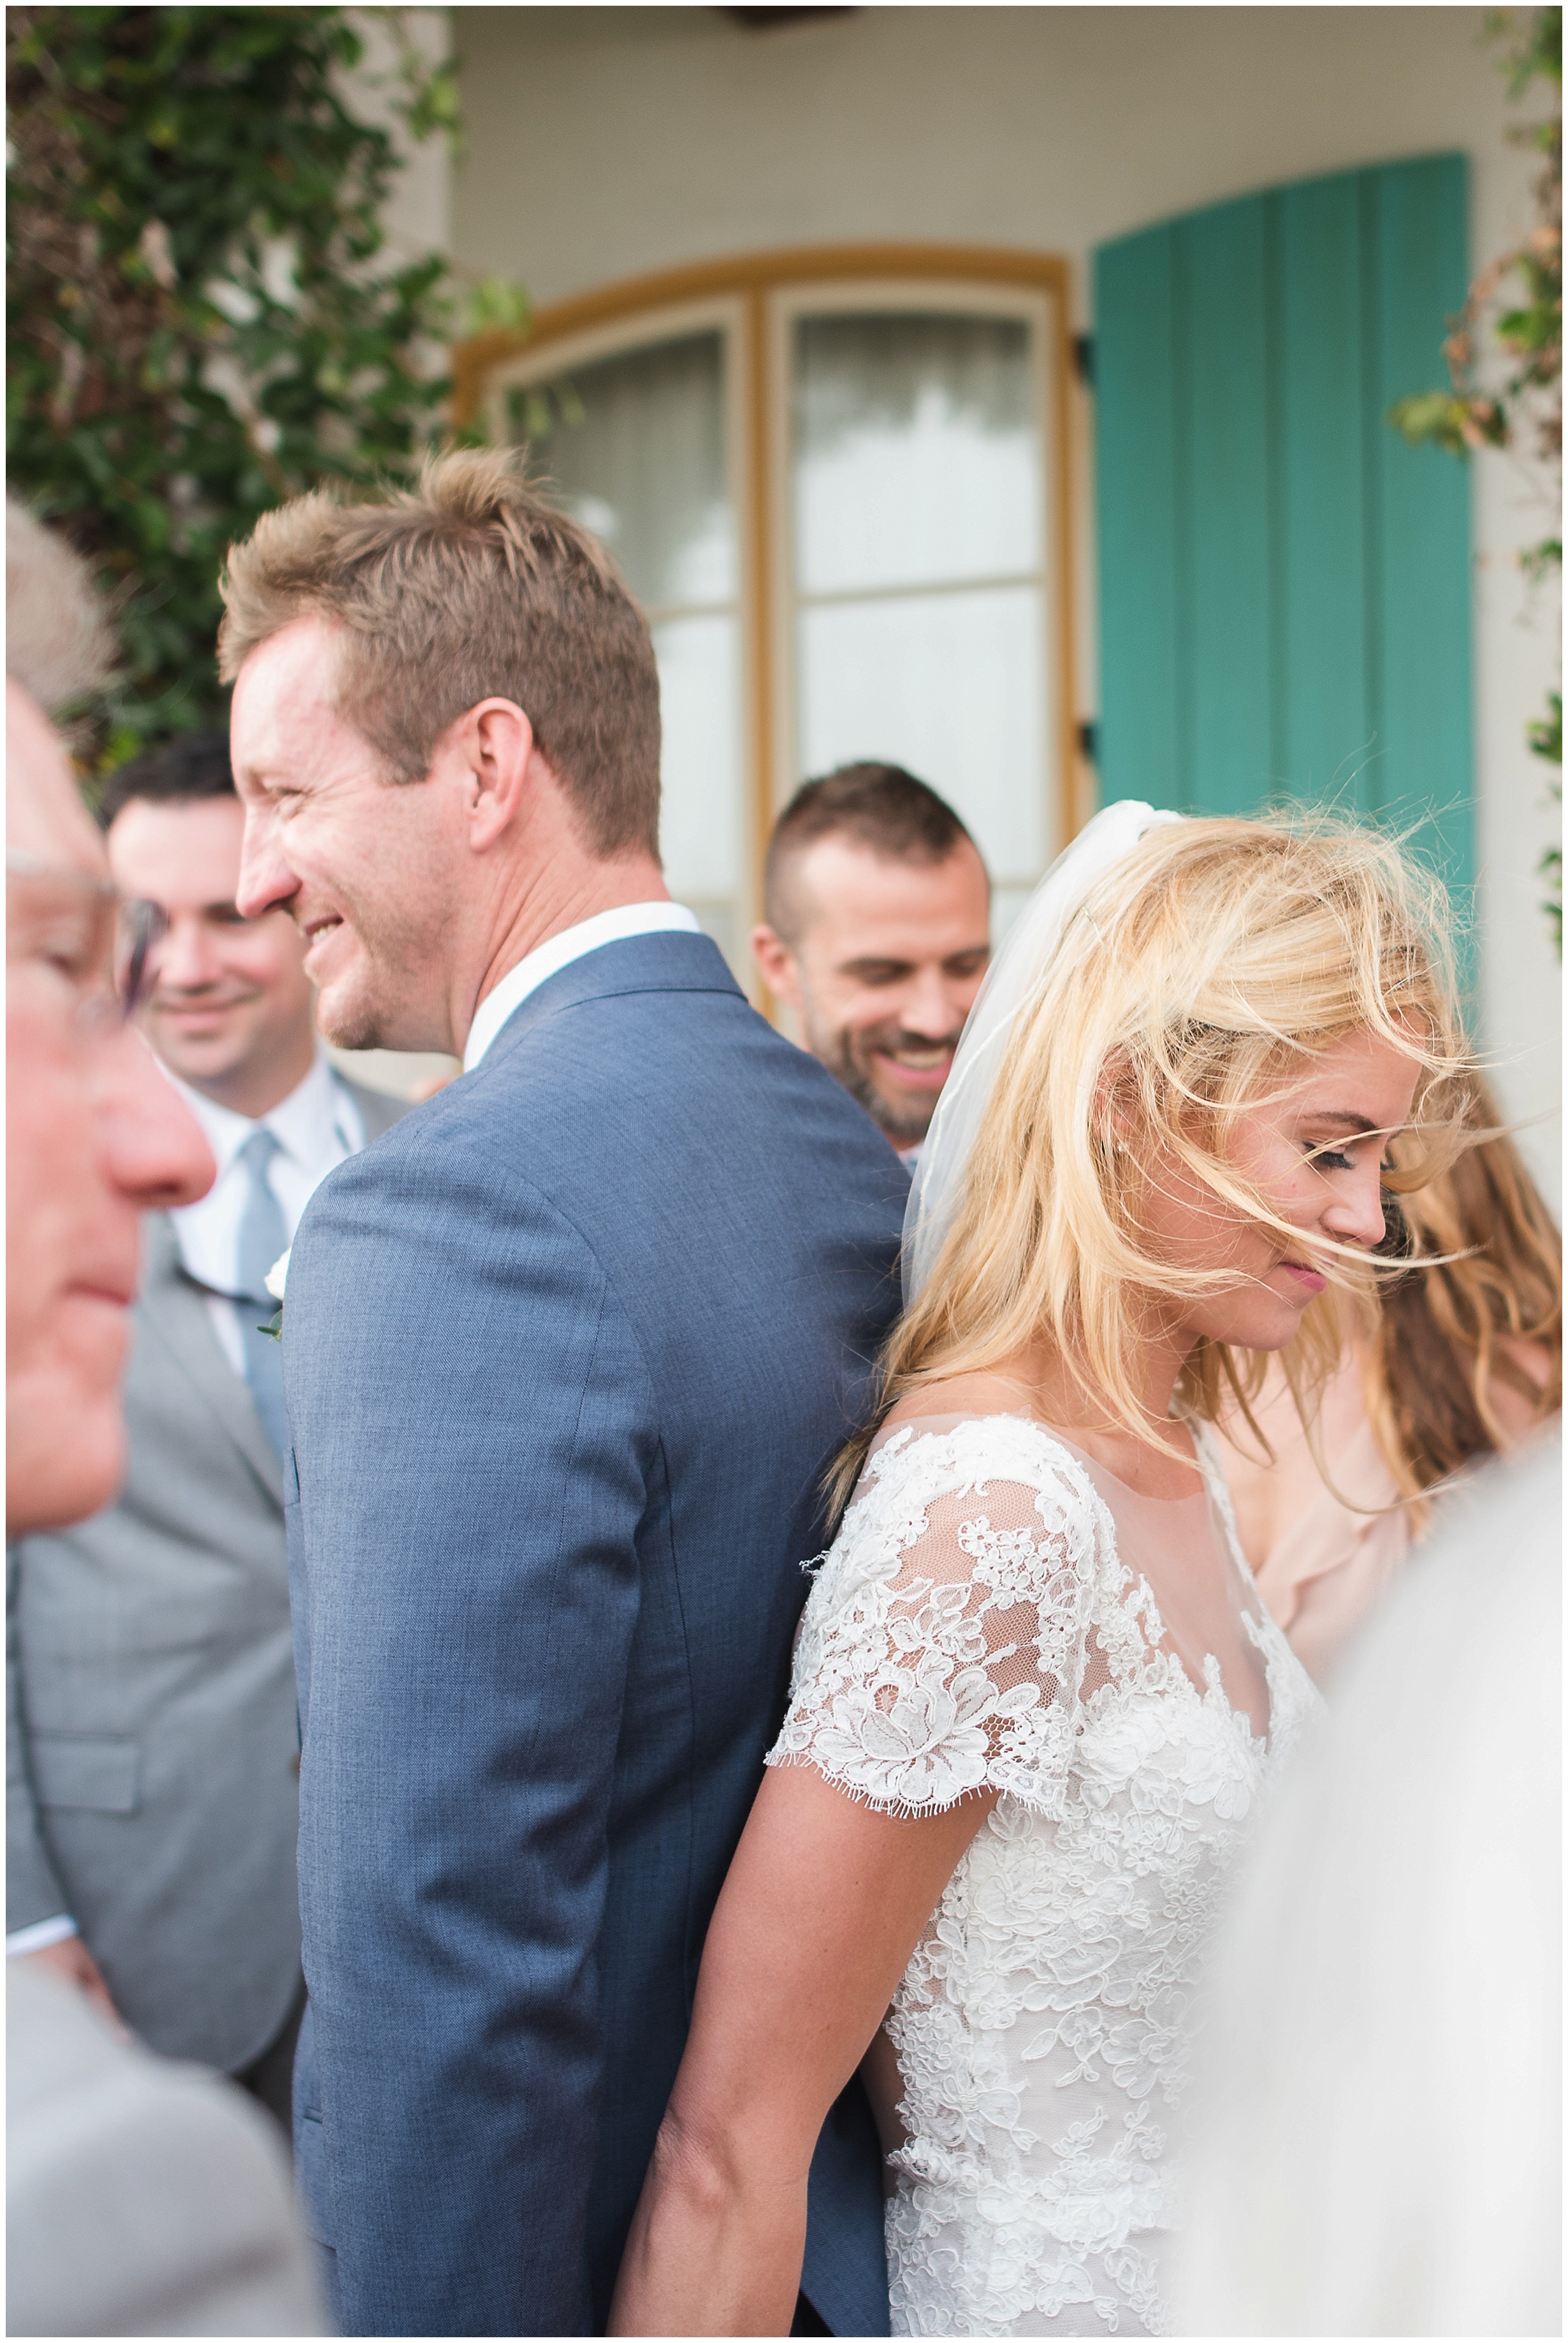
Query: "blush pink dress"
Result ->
[[1215, 1354, 1411, 1685]]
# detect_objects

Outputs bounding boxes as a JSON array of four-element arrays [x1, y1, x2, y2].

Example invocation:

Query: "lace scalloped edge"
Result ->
[[762, 1749, 1070, 1826]]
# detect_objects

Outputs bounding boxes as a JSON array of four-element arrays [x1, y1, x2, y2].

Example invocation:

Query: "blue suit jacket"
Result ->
[[283, 932, 906, 2337]]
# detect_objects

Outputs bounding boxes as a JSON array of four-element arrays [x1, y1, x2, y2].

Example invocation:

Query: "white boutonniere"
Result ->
[[261, 1248, 289, 1341]]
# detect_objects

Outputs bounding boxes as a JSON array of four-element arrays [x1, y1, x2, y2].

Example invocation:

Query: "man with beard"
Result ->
[[752, 764, 991, 1163]]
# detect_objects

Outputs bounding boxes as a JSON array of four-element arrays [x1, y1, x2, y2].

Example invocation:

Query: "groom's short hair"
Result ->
[[217, 449, 662, 860]]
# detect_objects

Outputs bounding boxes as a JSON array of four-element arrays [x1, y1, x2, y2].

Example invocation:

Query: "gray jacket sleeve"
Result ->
[[6, 1545, 73, 1936]]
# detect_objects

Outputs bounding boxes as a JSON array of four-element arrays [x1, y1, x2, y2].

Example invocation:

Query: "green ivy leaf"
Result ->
[[465, 274, 532, 337], [1393, 7, 1560, 953], [7, 4, 510, 774], [1386, 390, 1476, 456]]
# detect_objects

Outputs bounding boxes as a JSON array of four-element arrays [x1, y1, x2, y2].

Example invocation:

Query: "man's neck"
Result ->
[[456, 853, 669, 1054], [180, 1026, 319, 1122]]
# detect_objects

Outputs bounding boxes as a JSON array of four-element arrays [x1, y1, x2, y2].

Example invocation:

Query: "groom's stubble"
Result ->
[[231, 614, 485, 1060], [306, 827, 465, 1055]]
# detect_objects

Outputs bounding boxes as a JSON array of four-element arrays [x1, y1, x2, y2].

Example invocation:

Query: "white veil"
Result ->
[[902, 799, 1185, 1303]]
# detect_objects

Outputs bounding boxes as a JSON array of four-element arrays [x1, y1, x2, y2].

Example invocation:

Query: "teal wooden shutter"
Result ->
[[1094, 156, 1472, 901]]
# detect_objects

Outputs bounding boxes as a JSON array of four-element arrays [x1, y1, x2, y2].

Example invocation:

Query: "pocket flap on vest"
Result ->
[[32, 1734, 140, 1813]]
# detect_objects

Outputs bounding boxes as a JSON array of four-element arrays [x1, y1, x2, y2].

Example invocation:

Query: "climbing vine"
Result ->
[[6, 6, 500, 768], [1391, 6, 1562, 953]]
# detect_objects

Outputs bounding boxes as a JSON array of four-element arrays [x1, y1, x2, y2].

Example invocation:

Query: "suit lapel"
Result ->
[[137, 1215, 284, 1507]]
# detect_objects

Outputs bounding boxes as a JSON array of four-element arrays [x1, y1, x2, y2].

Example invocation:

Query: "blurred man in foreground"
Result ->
[[753, 762, 991, 1161], [5, 498, 324, 2337], [1174, 1430, 1562, 2337], [4, 548, 214, 1546], [10, 735, 403, 2129]]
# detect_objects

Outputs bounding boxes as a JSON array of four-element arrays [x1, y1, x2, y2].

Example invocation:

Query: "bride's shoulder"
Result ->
[[881, 1368, 1033, 1430], [867, 1377, 1101, 1509]]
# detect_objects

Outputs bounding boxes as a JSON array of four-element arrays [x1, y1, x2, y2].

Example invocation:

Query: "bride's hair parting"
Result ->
[[831, 811, 1474, 1519]]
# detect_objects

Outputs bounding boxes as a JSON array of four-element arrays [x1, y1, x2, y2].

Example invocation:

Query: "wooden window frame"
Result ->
[[454, 243, 1084, 985]]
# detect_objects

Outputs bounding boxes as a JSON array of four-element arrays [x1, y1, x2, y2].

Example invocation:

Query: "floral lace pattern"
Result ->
[[767, 1416, 1321, 2337]]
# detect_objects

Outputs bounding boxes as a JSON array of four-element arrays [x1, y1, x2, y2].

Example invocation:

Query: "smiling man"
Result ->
[[100, 736, 407, 1408], [753, 765, 992, 1161], [218, 449, 906, 2339], [105, 735, 320, 1117]]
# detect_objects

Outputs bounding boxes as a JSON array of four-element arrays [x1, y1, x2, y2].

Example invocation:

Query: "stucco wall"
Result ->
[[346, 6, 453, 259], [449, 4, 1561, 1198]]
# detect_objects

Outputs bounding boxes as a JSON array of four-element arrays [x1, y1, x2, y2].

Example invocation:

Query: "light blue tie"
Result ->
[[235, 1126, 289, 1465]]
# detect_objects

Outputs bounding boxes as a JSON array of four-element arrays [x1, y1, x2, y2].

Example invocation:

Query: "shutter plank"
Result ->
[[1371, 154, 1474, 903], [1181, 195, 1272, 816], [1094, 225, 1180, 809], [1277, 170, 1372, 809]]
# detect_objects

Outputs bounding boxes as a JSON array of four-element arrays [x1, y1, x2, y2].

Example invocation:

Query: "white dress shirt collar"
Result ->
[[463, 901, 702, 1072], [166, 1049, 367, 1377], [173, 1047, 359, 1176]]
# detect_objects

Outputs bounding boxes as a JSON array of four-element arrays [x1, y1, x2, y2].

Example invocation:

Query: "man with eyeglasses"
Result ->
[[10, 728, 407, 2141], [6, 497, 324, 2337], [5, 716, 207, 1542]]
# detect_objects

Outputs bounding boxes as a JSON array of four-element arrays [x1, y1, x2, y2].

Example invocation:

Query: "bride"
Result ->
[[610, 804, 1469, 2339]]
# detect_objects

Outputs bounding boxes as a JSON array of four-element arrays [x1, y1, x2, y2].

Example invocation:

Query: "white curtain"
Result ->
[[790, 312, 1047, 916], [529, 330, 742, 968]]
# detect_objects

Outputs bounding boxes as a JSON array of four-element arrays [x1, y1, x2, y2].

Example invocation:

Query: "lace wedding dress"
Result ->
[[767, 1412, 1321, 2337]]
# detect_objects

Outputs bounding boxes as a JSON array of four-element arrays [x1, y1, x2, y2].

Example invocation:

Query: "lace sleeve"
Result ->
[[766, 1418, 1112, 1819]]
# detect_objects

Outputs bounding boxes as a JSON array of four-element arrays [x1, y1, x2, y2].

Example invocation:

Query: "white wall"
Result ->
[[451, 4, 1560, 1197], [1470, 417, 1562, 1204], [345, 6, 453, 259]]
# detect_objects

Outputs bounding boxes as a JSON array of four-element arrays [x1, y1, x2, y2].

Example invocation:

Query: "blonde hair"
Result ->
[[1368, 1079, 1560, 1499], [834, 813, 1470, 1514], [217, 447, 662, 858]]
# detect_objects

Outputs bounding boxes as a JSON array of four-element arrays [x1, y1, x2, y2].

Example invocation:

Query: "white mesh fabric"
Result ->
[[1054, 1423, 1272, 1741], [769, 1417, 1112, 1818]]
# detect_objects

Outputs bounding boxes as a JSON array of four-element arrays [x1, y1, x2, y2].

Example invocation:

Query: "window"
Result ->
[[519, 324, 745, 961], [457, 247, 1078, 990]]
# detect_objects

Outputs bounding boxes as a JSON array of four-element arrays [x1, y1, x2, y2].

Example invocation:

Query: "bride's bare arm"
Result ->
[[609, 1762, 996, 2337]]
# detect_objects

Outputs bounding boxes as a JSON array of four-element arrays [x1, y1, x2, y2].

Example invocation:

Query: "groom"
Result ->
[[222, 453, 905, 2338]]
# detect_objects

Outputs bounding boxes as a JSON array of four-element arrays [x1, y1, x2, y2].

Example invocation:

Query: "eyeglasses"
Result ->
[[6, 850, 169, 1033]]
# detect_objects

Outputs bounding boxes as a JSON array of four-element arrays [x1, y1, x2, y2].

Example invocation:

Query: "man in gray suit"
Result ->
[[8, 730, 404, 2125]]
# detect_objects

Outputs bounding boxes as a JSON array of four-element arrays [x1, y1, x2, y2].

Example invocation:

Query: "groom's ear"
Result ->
[[447, 697, 535, 850]]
